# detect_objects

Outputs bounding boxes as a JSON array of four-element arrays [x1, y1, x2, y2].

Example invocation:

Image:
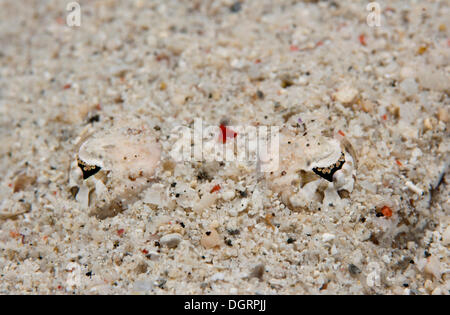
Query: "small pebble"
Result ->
[[423, 117, 435, 131], [424, 256, 442, 279], [227, 228, 240, 236], [133, 280, 153, 292], [399, 78, 418, 96], [417, 45, 428, 55], [201, 229, 221, 249], [159, 233, 182, 248], [229, 2, 242, 13], [238, 190, 248, 198], [334, 86, 358, 104], [145, 251, 160, 261], [13, 173, 36, 193], [348, 264, 361, 276], [360, 100, 374, 113], [322, 233, 335, 242], [249, 263, 265, 280], [237, 198, 249, 212], [222, 190, 235, 201], [405, 181, 423, 195], [153, 278, 167, 288], [172, 93, 187, 106], [211, 272, 225, 281], [437, 108, 448, 123]]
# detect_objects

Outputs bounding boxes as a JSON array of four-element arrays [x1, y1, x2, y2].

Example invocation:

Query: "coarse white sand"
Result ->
[[0, 0, 448, 294]]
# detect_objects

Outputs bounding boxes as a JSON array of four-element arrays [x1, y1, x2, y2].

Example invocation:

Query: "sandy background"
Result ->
[[0, 0, 448, 294]]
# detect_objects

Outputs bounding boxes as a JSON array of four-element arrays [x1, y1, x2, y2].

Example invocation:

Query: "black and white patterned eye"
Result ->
[[77, 157, 101, 180], [312, 152, 345, 182]]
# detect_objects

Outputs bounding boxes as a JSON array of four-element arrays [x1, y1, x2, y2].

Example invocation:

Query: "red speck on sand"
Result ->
[[290, 45, 299, 52], [338, 130, 346, 137], [396, 160, 403, 167], [63, 84, 71, 89], [359, 34, 367, 46], [117, 229, 125, 236], [210, 184, 221, 193], [381, 206, 393, 218], [10, 231, 20, 238], [219, 125, 237, 143]]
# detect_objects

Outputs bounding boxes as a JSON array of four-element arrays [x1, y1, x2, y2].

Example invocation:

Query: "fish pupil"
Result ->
[[77, 158, 101, 180], [312, 152, 345, 182]]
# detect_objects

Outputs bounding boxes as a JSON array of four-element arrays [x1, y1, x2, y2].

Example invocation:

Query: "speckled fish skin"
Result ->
[[70, 125, 161, 219], [266, 125, 356, 211]]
